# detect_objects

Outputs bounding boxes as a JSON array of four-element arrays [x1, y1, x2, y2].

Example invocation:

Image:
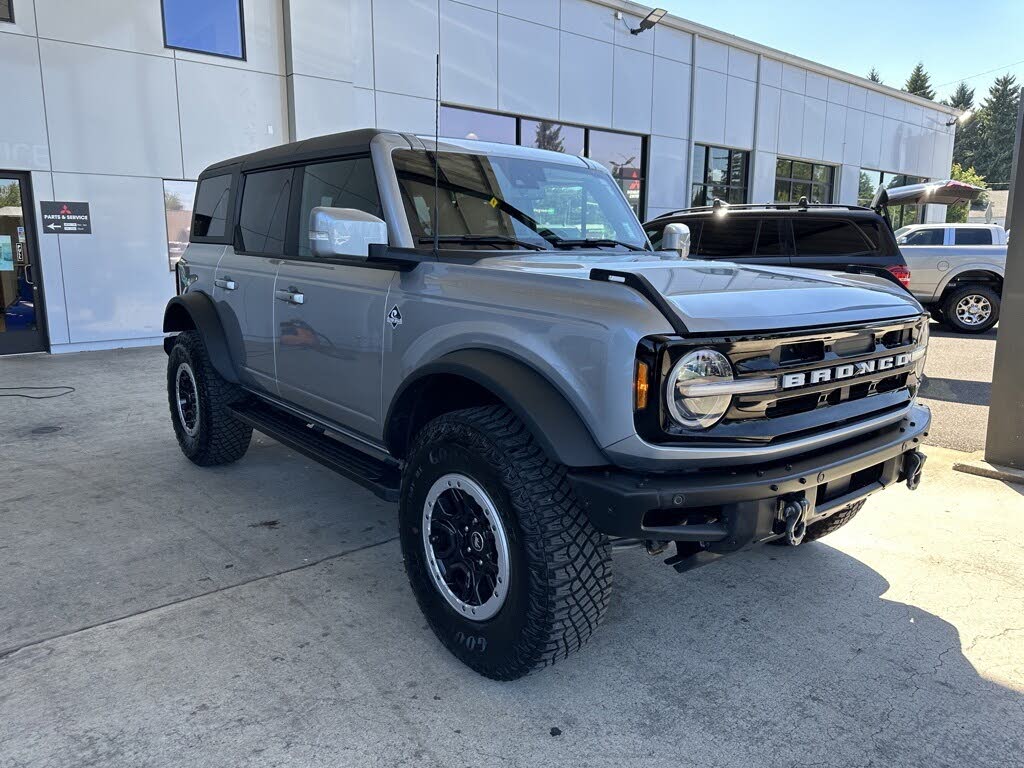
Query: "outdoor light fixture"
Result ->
[[631, 8, 667, 34], [946, 109, 974, 127]]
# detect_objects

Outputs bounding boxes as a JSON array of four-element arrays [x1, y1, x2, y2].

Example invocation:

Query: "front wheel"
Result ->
[[941, 285, 1000, 334], [399, 406, 612, 680]]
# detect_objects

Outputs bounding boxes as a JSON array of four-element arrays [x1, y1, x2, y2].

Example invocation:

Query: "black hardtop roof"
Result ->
[[201, 128, 406, 177], [647, 204, 882, 224]]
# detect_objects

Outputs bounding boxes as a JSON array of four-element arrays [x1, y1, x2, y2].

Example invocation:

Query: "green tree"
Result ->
[[904, 62, 936, 100], [945, 163, 988, 223], [533, 121, 564, 153], [0, 182, 20, 207], [867, 68, 883, 84], [943, 81, 975, 111], [971, 74, 1020, 186], [164, 189, 184, 211]]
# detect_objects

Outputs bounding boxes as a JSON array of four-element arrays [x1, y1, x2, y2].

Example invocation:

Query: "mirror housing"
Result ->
[[309, 207, 388, 259], [660, 222, 691, 259]]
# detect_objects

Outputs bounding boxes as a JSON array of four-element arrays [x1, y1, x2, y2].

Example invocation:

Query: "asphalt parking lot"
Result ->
[[2, 345, 1022, 768], [917, 321, 998, 453]]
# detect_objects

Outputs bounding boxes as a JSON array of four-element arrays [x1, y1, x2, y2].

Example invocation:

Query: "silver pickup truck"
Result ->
[[878, 181, 1004, 333], [164, 129, 930, 679]]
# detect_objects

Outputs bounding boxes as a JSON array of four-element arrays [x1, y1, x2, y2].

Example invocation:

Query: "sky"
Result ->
[[658, 0, 1024, 104]]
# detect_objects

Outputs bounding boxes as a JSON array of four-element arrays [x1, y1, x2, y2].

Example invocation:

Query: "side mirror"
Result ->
[[308, 207, 388, 259], [660, 222, 690, 259]]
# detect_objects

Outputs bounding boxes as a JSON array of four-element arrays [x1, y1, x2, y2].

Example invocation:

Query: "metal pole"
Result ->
[[984, 91, 1024, 468]]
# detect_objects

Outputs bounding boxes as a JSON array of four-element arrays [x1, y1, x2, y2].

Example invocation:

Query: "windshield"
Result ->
[[392, 149, 649, 251]]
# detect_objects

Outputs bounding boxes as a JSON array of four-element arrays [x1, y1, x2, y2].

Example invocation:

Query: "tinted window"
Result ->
[[856, 220, 883, 250], [239, 168, 292, 255], [955, 228, 993, 245], [793, 219, 872, 256], [588, 130, 645, 216], [0, 1, 12, 23], [163, 0, 244, 59], [902, 228, 944, 246], [191, 174, 232, 239], [645, 225, 664, 250], [692, 145, 748, 206], [756, 219, 786, 256], [297, 158, 382, 257], [692, 218, 759, 258]]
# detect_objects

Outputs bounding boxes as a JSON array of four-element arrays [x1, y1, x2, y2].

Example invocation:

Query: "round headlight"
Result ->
[[666, 348, 734, 429]]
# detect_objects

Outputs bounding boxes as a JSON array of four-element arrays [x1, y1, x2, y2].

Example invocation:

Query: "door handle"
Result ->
[[215, 277, 237, 290], [23, 264, 35, 286], [275, 288, 305, 305]]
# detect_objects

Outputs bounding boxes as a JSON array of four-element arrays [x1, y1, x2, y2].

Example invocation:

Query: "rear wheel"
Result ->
[[399, 406, 612, 680], [167, 331, 252, 466], [941, 285, 999, 334]]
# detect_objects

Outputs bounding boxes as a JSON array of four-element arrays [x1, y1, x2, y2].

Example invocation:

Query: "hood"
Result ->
[[481, 253, 922, 334]]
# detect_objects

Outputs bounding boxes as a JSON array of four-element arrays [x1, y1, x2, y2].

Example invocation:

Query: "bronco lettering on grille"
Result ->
[[781, 352, 912, 390]]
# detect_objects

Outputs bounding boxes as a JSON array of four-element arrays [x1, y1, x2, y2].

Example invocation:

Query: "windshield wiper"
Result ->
[[418, 235, 547, 251], [550, 238, 645, 252]]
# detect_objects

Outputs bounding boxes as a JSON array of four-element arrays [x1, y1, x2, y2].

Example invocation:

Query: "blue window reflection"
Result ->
[[163, 0, 245, 60]]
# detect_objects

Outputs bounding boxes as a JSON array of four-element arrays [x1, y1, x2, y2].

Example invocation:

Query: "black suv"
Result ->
[[645, 202, 911, 289]]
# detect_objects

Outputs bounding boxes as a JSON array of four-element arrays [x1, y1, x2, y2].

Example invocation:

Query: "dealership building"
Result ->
[[0, 0, 959, 355]]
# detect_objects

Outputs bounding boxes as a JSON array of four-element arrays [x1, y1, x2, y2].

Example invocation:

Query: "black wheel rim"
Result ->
[[422, 473, 510, 621], [175, 362, 200, 437]]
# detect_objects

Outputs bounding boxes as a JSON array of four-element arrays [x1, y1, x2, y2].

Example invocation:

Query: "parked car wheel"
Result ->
[[399, 405, 612, 680], [941, 285, 1000, 334], [167, 330, 253, 466]]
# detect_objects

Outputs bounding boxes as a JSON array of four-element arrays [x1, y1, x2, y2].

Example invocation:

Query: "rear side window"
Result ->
[[239, 168, 292, 255], [691, 218, 759, 258], [793, 219, 872, 256], [954, 228, 993, 245], [297, 157, 382, 257], [755, 219, 786, 256], [902, 228, 944, 246], [192, 174, 232, 239]]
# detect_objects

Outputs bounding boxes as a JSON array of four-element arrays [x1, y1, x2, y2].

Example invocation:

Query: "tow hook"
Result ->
[[780, 497, 811, 546], [904, 449, 927, 491]]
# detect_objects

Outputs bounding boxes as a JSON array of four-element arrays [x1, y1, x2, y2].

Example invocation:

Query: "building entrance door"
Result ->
[[0, 172, 48, 355]]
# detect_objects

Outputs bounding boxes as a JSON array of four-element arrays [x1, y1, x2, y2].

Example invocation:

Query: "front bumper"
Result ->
[[570, 404, 930, 553]]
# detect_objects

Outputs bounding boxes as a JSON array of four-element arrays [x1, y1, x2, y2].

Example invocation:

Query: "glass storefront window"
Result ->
[[858, 169, 928, 227], [162, 0, 245, 59], [0, 0, 13, 23], [692, 144, 748, 207], [775, 159, 834, 204], [588, 130, 644, 216], [520, 120, 584, 156], [440, 106, 516, 144], [164, 179, 197, 271]]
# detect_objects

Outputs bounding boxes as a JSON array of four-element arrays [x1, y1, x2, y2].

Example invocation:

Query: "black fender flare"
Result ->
[[162, 293, 239, 384], [386, 349, 609, 468]]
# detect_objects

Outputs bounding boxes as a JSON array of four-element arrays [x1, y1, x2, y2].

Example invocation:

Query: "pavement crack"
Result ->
[[0, 535, 399, 662]]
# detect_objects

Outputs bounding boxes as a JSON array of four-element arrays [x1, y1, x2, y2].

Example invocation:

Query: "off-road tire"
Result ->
[[941, 285, 1000, 334], [399, 405, 612, 680], [774, 499, 865, 545], [167, 330, 252, 466]]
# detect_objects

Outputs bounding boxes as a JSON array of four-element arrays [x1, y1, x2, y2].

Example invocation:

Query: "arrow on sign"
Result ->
[[47, 223, 60, 230]]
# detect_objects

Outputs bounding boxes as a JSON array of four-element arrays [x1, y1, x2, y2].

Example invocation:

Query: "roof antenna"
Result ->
[[432, 52, 440, 255]]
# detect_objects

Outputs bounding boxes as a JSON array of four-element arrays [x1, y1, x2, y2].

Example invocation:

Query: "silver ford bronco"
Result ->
[[164, 129, 930, 679]]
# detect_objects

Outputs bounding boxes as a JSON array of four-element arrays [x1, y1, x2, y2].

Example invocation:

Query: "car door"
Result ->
[[273, 155, 393, 438], [897, 227, 947, 300], [214, 167, 291, 393]]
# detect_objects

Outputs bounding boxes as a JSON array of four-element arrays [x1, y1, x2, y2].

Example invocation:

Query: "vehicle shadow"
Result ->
[[927, 320, 999, 340], [918, 375, 990, 406], [503, 541, 1024, 767]]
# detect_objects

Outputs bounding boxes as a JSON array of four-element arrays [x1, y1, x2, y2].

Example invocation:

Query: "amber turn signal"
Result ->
[[634, 360, 650, 410]]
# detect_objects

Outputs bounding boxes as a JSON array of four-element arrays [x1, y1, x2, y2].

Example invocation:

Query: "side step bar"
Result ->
[[229, 401, 401, 502]]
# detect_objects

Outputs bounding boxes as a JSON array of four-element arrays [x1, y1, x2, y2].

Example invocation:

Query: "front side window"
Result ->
[[392, 149, 647, 251], [775, 159, 834, 204], [692, 145, 748, 207], [239, 168, 291, 255], [954, 228, 992, 245], [297, 157, 382, 257], [163, 0, 245, 59], [899, 228, 944, 246], [1, 1, 14, 23], [165, 179, 197, 269], [191, 174, 232, 239], [793, 219, 873, 256]]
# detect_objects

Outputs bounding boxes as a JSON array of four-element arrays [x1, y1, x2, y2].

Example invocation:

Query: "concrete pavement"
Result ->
[[1, 347, 1022, 768]]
